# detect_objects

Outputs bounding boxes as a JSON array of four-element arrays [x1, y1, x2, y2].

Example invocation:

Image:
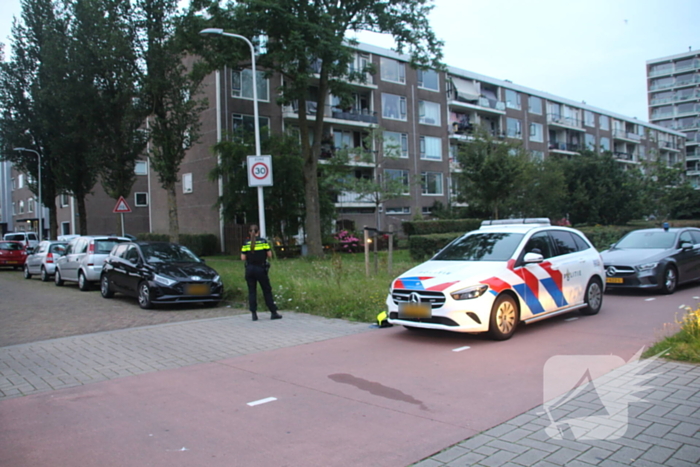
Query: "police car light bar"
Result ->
[[480, 218, 551, 227]]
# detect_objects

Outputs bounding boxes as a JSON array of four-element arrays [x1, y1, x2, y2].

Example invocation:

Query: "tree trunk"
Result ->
[[166, 183, 179, 244], [49, 205, 58, 240], [303, 154, 323, 256], [77, 196, 88, 235]]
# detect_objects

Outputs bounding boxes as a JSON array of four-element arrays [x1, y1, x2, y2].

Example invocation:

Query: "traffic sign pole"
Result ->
[[247, 155, 273, 238]]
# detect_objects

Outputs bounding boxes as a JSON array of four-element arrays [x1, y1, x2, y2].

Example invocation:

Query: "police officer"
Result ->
[[240, 224, 282, 321]]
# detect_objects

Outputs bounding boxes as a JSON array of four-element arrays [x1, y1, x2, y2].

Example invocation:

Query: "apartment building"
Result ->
[[2, 42, 686, 249], [647, 49, 700, 187]]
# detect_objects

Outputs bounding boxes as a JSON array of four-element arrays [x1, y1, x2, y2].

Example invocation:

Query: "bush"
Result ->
[[179, 233, 219, 257], [409, 233, 461, 261], [136, 232, 170, 242], [402, 219, 482, 236]]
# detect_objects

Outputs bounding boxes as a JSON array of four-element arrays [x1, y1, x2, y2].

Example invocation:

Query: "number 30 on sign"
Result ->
[[247, 155, 273, 187]]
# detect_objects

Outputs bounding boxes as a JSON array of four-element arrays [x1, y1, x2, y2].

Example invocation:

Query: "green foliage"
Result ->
[[408, 233, 461, 261], [574, 225, 640, 251], [402, 219, 482, 236], [644, 305, 700, 363], [453, 127, 531, 219], [179, 233, 219, 256], [207, 250, 420, 322]]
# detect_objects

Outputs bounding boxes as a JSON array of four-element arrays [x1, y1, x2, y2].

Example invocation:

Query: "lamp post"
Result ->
[[13, 148, 42, 239], [200, 28, 267, 238]]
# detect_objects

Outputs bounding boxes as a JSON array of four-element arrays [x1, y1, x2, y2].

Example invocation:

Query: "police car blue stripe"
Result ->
[[513, 283, 546, 315], [541, 278, 568, 307], [401, 278, 425, 290]]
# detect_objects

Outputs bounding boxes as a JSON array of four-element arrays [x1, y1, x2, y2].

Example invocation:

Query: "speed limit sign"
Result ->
[[247, 155, 273, 187]]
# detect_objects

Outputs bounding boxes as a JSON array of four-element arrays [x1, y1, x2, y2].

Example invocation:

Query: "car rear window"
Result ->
[[0, 242, 24, 250], [94, 239, 126, 254], [4, 234, 24, 241], [433, 232, 524, 262]]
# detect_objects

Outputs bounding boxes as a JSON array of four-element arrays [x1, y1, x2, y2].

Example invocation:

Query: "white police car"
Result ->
[[386, 219, 605, 340]]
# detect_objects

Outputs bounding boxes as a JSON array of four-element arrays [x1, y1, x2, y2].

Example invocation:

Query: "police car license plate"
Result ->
[[398, 302, 431, 319], [185, 284, 210, 295], [606, 277, 623, 284]]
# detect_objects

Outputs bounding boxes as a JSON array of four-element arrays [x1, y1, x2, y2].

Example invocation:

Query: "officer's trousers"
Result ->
[[245, 264, 278, 313]]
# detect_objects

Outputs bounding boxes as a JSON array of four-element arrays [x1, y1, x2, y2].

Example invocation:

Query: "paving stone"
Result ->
[[432, 446, 470, 463], [672, 444, 700, 464], [444, 451, 486, 467], [509, 447, 550, 466], [478, 449, 517, 467], [544, 447, 585, 465], [607, 446, 647, 465], [411, 458, 444, 467]]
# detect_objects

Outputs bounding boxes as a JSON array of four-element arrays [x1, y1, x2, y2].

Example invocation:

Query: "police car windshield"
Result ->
[[433, 232, 524, 261], [615, 231, 676, 249]]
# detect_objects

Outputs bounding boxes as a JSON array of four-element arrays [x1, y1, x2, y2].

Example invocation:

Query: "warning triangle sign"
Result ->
[[113, 196, 132, 213]]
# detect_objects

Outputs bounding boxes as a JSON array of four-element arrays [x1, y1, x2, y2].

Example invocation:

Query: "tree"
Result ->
[[454, 127, 530, 219], [138, 0, 208, 244], [72, 0, 149, 234], [0, 0, 71, 239], [192, 0, 443, 256], [510, 155, 567, 220], [639, 156, 687, 220]]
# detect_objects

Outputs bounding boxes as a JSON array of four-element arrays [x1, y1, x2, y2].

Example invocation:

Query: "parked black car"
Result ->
[[601, 226, 700, 294], [100, 241, 223, 308]]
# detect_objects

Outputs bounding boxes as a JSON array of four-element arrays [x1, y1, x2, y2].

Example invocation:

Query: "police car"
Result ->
[[386, 219, 605, 340]]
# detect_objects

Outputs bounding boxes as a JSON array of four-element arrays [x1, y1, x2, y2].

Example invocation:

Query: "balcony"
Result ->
[[650, 81, 675, 91], [320, 145, 376, 165], [612, 129, 642, 142], [673, 75, 700, 89], [283, 102, 378, 125], [449, 95, 506, 114], [661, 141, 681, 151], [614, 151, 634, 161], [548, 142, 580, 153], [547, 114, 584, 131], [335, 191, 373, 205], [674, 60, 700, 73], [650, 96, 675, 106], [649, 66, 673, 78]]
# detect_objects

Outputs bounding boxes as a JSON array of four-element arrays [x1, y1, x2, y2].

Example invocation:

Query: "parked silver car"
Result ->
[[23, 240, 68, 281], [3, 231, 40, 250], [54, 235, 130, 291]]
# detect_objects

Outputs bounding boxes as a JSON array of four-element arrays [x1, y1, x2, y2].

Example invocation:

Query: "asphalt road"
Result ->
[[0, 268, 247, 347]]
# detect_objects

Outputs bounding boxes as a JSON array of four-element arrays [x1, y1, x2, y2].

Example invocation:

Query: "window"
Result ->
[[421, 171, 443, 195], [60, 194, 70, 207], [135, 161, 147, 175], [18, 174, 23, 189], [585, 133, 596, 150], [231, 69, 269, 101], [182, 173, 193, 194], [419, 101, 441, 125], [135, 192, 148, 207], [528, 96, 542, 114], [530, 150, 544, 161], [507, 118, 522, 138], [380, 57, 405, 83], [600, 115, 609, 131], [383, 131, 408, 158], [61, 222, 71, 236], [12, 202, 15, 215], [505, 89, 521, 110], [19, 200, 24, 214], [417, 69, 439, 91], [11, 177, 15, 191], [529, 122, 543, 142], [232, 114, 270, 141], [584, 111, 595, 127], [28, 198, 34, 213], [386, 206, 410, 214], [381, 93, 407, 120], [420, 136, 442, 160], [383, 169, 410, 194], [549, 231, 580, 256], [600, 137, 610, 152], [524, 232, 554, 259]]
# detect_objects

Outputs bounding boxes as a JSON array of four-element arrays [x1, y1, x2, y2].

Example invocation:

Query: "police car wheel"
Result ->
[[580, 277, 603, 316], [488, 294, 518, 341]]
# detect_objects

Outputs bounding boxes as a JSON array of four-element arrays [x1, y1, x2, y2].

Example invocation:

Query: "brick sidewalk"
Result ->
[[414, 359, 700, 467], [0, 312, 371, 400]]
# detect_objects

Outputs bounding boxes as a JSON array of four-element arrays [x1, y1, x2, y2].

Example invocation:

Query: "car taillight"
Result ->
[[46, 252, 54, 263], [88, 242, 95, 254]]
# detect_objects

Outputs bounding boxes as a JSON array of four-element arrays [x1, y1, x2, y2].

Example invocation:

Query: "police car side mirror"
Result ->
[[523, 252, 544, 264], [680, 241, 693, 250]]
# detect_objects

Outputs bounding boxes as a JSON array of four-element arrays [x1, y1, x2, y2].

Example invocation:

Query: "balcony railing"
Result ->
[[650, 81, 675, 91], [649, 67, 673, 78], [320, 146, 376, 163], [612, 129, 642, 141], [477, 97, 506, 112], [547, 114, 582, 129], [335, 191, 373, 204], [549, 142, 580, 152], [284, 102, 378, 124], [614, 151, 634, 161], [674, 60, 700, 73]]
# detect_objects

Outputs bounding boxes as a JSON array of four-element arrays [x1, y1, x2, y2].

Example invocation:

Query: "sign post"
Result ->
[[247, 155, 273, 237], [112, 196, 132, 237]]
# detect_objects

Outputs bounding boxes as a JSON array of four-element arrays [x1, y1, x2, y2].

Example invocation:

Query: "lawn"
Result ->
[[206, 249, 418, 323], [643, 304, 700, 364]]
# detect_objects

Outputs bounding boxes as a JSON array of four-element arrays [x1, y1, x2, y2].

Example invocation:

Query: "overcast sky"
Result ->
[[2, 0, 698, 122]]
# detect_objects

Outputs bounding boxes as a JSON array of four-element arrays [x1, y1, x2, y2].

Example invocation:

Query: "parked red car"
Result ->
[[0, 241, 29, 270]]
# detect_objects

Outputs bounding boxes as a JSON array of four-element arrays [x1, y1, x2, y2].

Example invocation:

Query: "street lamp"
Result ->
[[200, 28, 267, 238], [13, 147, 42, 239]]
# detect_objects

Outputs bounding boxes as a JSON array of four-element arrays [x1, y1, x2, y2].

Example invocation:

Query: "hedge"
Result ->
[[409, 232, 462, 261], [136, 232, 219, 257], [402, 219, 482, 236]]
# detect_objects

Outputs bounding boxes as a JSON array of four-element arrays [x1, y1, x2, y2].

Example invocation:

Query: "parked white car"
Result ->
[[54, 235, 130, 291], [3, 232, 40, 250], [386, 218, 605, 340]]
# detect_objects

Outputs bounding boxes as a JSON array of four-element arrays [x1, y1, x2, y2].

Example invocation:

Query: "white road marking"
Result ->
[[645, 298, 656, 302], [247, 397, 277, 407], [452, 346, 471, 352], [565, 317, 578, 322]]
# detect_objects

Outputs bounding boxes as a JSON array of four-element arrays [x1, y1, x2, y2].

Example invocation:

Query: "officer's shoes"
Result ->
[[251, 312, 258, 321], [271, 312, 283, 320]]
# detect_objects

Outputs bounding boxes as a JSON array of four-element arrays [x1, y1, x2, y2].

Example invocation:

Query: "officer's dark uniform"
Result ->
[[241, 236, 281, 320]]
